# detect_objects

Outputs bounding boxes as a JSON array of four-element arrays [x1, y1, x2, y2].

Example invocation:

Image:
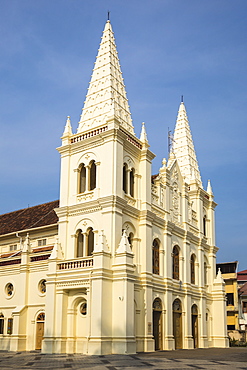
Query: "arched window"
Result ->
[[79, 164, 86, 193], [87, 228, 94, 256], [203, 215, 206, 236], [129, 168, 135, 197], [128, 232, 134, 249], [80, 301, 87, 316], [172, 246, 179, 280], [204, 261, 207, 285], [7, 318, 13, 335], [0, 314, 4, 335], [123, 163, 128, 193], [89, 160, 96, 191], [76, 229, 84, 257], [152, 239, 160, 275], [37, 312, 45, 321], [190, 254, 195, 284]]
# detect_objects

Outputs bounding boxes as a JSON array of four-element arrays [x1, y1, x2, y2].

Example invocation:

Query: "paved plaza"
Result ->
[[0, 348, 246, 370]]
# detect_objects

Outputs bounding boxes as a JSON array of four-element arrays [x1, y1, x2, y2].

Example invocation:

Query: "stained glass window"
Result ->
[[37, 313, 45, 321], [39, 280, 46, 294], [152, 239, 160, 275], [5, 283, 13, 297], [172, 246, 179, 280], [7, 318, 13, 335]]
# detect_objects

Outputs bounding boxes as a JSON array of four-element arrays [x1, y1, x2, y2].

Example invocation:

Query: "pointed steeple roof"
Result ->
[[63, 116, 72, 136], [172, 101, 202, 186], [77, 20, 134, 134], [207, 179, 213, 195], [140, 122, 149, 145]]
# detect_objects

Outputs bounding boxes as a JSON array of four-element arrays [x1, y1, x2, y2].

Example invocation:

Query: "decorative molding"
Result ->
[[56, 280, 90, 288]]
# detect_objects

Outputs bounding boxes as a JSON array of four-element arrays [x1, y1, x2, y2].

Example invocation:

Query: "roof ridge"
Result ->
[[0, 200, 59, 217], [28, 207, 58, 229]]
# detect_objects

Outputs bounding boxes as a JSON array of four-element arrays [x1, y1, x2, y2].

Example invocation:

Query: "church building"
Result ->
[[0, 20, 228, 354]]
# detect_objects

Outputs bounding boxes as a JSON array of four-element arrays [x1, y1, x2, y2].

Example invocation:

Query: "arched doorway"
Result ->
[[153, 298, 162, 350], [191, 304, 198, 348], [173, 298, 182, 349], [36, 312, 45, 350]]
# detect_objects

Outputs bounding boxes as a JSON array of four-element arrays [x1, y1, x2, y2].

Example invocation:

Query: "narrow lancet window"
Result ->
[[89, 160, 96, 190], [79, 164, 86, 193], [204, 261, 207, 285], [191, 254, 195, 284], [203, 215, 206, 236], [76, 229, 84, 257], [152, 239, 160, 275], [128, 232, 134, 249], [87, 227, 94, 256], [0, 314, 4, 334], [123, 163, 127, 193], [130, 168, 135, 197], [173, 246, 179, 280]]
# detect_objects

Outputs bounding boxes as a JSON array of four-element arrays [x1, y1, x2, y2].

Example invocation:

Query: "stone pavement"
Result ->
[[0, 348, 246, 370]]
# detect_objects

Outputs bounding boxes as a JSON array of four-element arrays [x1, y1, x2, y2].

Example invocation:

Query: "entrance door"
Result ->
[[173, 299, 182, 349], [153, 311, 162, 350], [153, 298, 162, 350], [36, 313, 45, 350], [191, 304, 198, 348]]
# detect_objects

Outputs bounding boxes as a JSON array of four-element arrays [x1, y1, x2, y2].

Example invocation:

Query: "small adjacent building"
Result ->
[[216, 262, 239, 331], [238, 270, 247, 337]]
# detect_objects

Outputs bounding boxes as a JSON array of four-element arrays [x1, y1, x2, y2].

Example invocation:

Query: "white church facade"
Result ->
[[0, 20, 228, 354]]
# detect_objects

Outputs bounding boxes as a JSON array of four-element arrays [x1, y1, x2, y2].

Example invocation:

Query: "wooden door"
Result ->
[[192, 314, 198, 348], [153, 311, 162, 350], [173, 312, 182, 349], [36, 321, 44, 350]]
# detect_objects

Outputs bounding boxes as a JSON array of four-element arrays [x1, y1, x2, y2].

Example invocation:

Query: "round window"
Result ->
[[80, 302, 87, 316], [38, 279, 46, 294], [5, 283, 14, 297]]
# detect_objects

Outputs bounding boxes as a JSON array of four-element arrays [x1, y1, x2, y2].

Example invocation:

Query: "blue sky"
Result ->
[[0, 1, 246, 270]]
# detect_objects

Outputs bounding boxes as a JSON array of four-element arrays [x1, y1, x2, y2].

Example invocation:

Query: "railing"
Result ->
[[71, 126, 108, 143], [58, 258, 93, 270]]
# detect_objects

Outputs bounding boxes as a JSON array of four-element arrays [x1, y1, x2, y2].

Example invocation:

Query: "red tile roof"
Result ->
[[0, 200, 59, 236], [239, 282, 247, 295], [237, 270, 247, 281], [151, 174, 159, 184]]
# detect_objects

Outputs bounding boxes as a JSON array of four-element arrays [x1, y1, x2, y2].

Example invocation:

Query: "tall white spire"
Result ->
[[77, 20, 134, 134], [172, 101, 202, 186]]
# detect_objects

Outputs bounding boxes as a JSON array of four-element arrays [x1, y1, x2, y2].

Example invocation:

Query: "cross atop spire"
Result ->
[[77, 20, 134, 134], [172, 101, 202, 186]]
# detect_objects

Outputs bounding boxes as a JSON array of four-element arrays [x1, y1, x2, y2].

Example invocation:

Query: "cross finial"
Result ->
[[107, 11, 110, 21], [181, 95, 184, 103]]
